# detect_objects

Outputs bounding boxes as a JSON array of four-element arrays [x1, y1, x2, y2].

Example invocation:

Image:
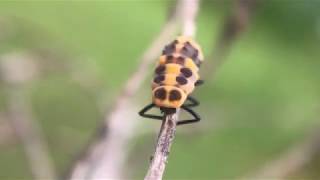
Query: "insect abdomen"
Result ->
[[152, 36, 203, 108]]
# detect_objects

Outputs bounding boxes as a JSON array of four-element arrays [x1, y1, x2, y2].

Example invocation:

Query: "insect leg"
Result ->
[[183, 96, 199, 107], [176, 105, 201, 125], [138, 103, 163, 120], [195, 79, 204, 86]]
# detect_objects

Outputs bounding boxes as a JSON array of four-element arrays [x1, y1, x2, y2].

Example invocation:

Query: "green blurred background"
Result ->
[[0, 0, 320, 179]]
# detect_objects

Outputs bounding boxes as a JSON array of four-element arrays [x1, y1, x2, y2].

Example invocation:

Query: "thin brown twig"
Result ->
[[144, 0, 200, 179], [144, 112, 179, 180]]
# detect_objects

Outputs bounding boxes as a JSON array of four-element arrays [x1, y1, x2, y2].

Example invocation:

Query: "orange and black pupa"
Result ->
[[139, 36, 204, 125]]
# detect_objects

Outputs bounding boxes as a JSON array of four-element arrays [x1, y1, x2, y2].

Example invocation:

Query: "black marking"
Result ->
[[183, 96, 199, 107], [154, 75, 165, 84], [180, 67, 193, 78], [192, 49, 199, 59], [193, 58, 201, 67], [179, 42, 201, 67], [176, 56, 185, 65], [154, 88, 166, 100], [182, 46, 196, 57], [155, 65, 165, 74], [195, 79, 204, 86], [166, 55, 174, 63], [160, 107, 176, 115], [181, 46, 191, 58], [169, 90, 181, 101], [139, 103, 163, 120], [176, 76, 188, 85], [182, 46, 188, 52], [177, 105, 201, 125], [162, 43, 176, 55]]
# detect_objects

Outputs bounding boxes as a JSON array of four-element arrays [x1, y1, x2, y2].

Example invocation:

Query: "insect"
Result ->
[[139, 36, 204, 125]]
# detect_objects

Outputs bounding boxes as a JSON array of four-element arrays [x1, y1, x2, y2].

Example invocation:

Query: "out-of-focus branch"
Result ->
[[6, 89, 57, 180], [203, 0, 256, 77], [0, 52, 56, 180], [245, 129, 320, 179], [144, 1, 200, 180], [68, 0, 195, 179], [0, 113, 16, 146]]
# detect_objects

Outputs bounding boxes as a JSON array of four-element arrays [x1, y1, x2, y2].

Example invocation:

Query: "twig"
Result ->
[[68, 1, 189, 179], [144, 113, 179, 180], [144, 1, 200, 180], [0, 52, 56, 180], [203, 0, 256, 77], [245, 129, 320, 179], [0, 113, 16, 146], [7, 88, 57, 180]]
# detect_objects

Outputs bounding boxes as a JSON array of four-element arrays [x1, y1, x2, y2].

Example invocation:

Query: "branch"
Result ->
[[144, 0, 200, 179], [203, 0, 256, 77], [144, 113, 179, 180], [0, 52, 56, 180], [245, 129, 320, 178], [0, 113, 16, 146]]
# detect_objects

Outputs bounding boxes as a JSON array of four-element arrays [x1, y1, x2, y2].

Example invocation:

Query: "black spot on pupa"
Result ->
[[154, 75, 165, 84], [182, 46, 188, 52], [180, 68, 193, 78], [192, 49, 199, 59], [169, 90, 181, 101], [154, 88, 166, 100], [176, 56, 185, 65], [194, 59, 201, 67], [176, 76, 188, 85], [155, 65, 165, 74], [181, 43, 199, 60], [162, 43, 176, 55], [166, 55, 174, 63], [161, 107, 176, 114], [195, 79, 204, 86], [181, 46, 192, 58]]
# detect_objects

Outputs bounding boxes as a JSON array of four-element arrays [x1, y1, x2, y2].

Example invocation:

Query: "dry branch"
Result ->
[[0, 53, 56, 180], [0, 113, 16, 146], [246, 130, 320, 179], [6, 89, 57, 180], [203, 0, 256, 77], [144, 113, 178, 180]]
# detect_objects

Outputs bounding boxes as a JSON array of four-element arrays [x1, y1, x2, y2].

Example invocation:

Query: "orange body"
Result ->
[[152, 36, 204, 108]]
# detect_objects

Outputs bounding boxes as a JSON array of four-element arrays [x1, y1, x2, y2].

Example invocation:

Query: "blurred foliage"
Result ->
[[0, 0, 320, 179]]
